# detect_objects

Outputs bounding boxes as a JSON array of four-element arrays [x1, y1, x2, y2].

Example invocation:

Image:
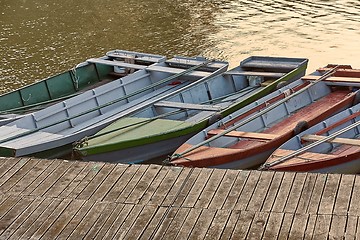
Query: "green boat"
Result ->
[[0, 50, 166, 125], [74, 56, 308, 163]]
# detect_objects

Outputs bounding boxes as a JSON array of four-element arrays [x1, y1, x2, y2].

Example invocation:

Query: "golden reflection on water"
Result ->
[[1, 0, 360, 93]]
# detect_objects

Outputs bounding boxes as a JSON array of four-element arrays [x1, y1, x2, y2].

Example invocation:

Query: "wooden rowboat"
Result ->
[[73, 56, 308, 163], [0, 50, 166, 125], [170, 65, 360, 169], [262, 102, 360, 173], [0, 56, 228, 158]]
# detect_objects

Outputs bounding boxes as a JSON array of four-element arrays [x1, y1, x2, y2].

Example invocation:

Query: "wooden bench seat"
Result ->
[[154, 101, 222, 111], [302, 134, 360, 146], [207, 129, 279, 140], [87, 58, 147, 70], [225, 70, 285, 78], [301, 75, 360, 84]]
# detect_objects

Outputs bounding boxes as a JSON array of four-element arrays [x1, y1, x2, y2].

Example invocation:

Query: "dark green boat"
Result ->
[[0, 50, 166, 125]]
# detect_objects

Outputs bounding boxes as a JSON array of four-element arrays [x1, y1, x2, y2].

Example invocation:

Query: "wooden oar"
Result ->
[[169, 65, 340, 162], [0, 60, 216, 145], [259, 118, 360, 170]]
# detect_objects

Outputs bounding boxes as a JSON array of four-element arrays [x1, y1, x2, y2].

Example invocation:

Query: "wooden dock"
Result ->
[[0, 157, 359, 239]]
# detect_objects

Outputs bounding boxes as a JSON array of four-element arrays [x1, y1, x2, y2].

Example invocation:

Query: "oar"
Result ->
[[259, 118, 360, 170], [0, 60, 214, 144], [168, 65, 340, 162]]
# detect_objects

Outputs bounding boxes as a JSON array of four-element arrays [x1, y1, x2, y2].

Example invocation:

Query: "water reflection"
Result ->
[[1, 0, 360, 93]]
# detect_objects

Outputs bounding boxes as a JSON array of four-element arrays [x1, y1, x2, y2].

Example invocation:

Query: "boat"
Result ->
[[169, 65, 360, 169], [0, 50, 166, 125], [0, 55, 228, 158], [73, 56, 308, 163], [261, 99, 360, 173]]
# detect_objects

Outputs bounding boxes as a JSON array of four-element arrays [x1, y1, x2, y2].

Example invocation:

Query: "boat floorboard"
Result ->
[[0, 157, 359, 239]]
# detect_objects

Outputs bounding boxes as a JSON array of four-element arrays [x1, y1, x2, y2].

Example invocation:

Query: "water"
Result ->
[[1, 0, 360, 94]]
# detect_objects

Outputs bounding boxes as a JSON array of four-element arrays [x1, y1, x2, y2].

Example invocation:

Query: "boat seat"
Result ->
[[207, 129, 279, 140], [317, 67, 360, 78], [106, 52, 165, 63], [225, 70, 285, 78], [301, 134, 360, 146], [145, 65, 211, 78], [241, 60, 299, 70], [87, 58, 147, 70], [301, 75, 360, 84], [166, 58, 226, 69], [154, 101, 223, 111]]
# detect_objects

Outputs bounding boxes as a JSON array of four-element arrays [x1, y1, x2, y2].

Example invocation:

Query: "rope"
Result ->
[[168, 65, 340, 162]]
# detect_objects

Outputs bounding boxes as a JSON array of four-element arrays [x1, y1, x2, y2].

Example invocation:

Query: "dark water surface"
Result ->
[[1, 0, 360, 94]]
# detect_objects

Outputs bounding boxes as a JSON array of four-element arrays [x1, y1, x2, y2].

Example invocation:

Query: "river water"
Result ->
[[1, 0, 360, 94]]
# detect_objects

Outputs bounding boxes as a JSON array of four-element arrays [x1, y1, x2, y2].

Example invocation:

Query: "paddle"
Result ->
[[259, 117, 360, 170], [0, 59, 216, 145], [168, 65, 340, 162]]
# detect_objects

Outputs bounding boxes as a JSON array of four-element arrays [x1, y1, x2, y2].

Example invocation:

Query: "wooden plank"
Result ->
[[92, 203, 127, 240], [174, 208, 202, 240], [64, 162, 106, 199], [333, 174, 355, 215], [67, 201, 108, 240], [234, 171, 261, 211], [271, 172, 296, 212], [102, 164, 140, 202], [31, 160, 73, 197], [147, 166, 183, 206], [222, 171, 250, 210], [0, 197, 43, 239], [121, 205, 158, 240], [312, 214, 332, 240], [246, 171, 274, 212], [349, 175, 360, 216], [111, 205, 148, 239], [21, 198, 71, 239], [125, 165, 162, 204], [43, 161, 89, 198], [230, 210, 256, 238], [41, 199, 86, 239], [277, 213, 294, 239], [116, 165, 149, 204], [219, 210, 242, 239], [0, 196, 34, 235], [188, 209, 217, 240], [302, 75, 360, 83], [161, 208, 190, 240], [243, 211, 269, 239], [0, 158, 31, 188], [288, 213, 309, 239], [207, 129, 279, 140], [261, 172, 284, 212], [284, 172, 307, 213], [307, 173, 327, 214], [318, 174, 341, 214], [76, 163, 116, 200], [87, 58, 147, 70], [138, 166, 170, 205], [0, 158, 22, 179], [203, 210, 232, 239], [208, 170, 238, 210], [165, 168, 201, 207], [154, 101, 223, 111], [302, 134, 360, 146], [262, 212, 284, 239], [303, 214, 317, 240], [329, 215, 347, 240], [296, 173, 318, 213], [136, 206, 168, 240], [344, 215, 358, 240], [194, 168, 226, 209], [225, 70, 285, 78], [182, 168, 212, 208], [55, 200, 96, 239], [20, 160, 62, 196], [7, 197, 54, 240], [0, 196, 21, 219]]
